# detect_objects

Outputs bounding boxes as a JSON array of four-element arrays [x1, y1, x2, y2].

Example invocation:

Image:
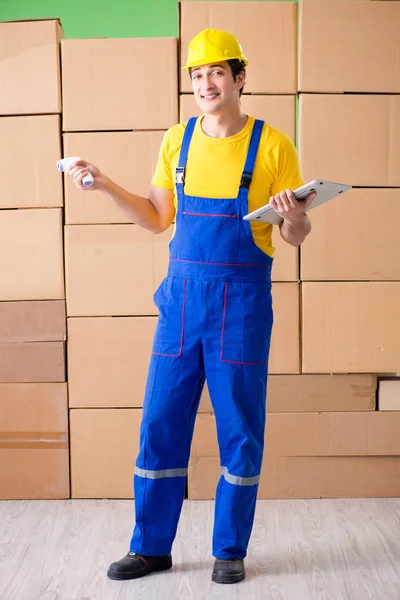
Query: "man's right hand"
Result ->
[[66, 159, 108, 191]]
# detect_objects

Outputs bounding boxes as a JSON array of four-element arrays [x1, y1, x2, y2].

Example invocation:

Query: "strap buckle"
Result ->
[[240, 172, 252, 189], [175, 167, 185, 185]]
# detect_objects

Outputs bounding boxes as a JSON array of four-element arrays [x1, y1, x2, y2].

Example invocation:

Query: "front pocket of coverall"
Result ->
[[152, 277, 186, 357], [220, 281, 273, 365]]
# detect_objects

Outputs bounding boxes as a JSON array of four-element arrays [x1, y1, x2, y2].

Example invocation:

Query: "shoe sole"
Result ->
[[107, 562, 172, 581], [212, 571, 245, 584]]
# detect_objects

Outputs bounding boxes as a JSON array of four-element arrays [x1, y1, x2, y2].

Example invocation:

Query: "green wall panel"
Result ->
[[0, 0, 297, 38]]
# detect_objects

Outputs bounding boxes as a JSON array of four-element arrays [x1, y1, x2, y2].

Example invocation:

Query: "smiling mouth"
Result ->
[[201, 94, 219, 100]]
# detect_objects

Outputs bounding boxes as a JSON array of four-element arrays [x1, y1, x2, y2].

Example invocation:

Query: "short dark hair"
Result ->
[[227, 59, 246, 97], [189, 59, 247, 97]]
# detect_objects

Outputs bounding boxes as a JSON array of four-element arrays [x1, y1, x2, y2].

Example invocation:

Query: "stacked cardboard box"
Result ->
[[187, 0, 400, 500], [0, 19, 69, 499], [60, 36, 179, 498]]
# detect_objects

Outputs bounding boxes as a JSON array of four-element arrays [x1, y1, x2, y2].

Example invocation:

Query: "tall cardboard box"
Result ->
[[299, 0, 400, 92], [301, 189, 400, 281], [179, 95, 296, 141], [0, 19, 63, 115], [269, 283, 300, 374], [0, 115, 63, 209], [179, 2, 297, 94], [302, 282, 400, 373], [0, 209, 65, 301], [63, 131, 165, 224], [299, 95, 400, 186], [70, 408, 141, 498], [68, 317, 157, 407], [198, 374, 377, 413], [61, 38, 178, 131], [0, 383, 69, 499], [64, 225, 172, 316]]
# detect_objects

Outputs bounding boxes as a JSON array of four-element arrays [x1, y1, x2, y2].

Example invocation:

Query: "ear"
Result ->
[[236, 70, 246, 92]]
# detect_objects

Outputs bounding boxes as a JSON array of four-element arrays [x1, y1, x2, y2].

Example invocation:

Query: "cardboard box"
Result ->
[[68, 317, 157, 407], [179, 95, 296, 142], [65, 225, 171, 316], [379, 379, 400, 411], [70, 408, 141, 498], [0, 383, 69, 499], [301, 189, 400, 281], [0, 19, 63, 115], [269, 283, 300, 374], [198, 374, 377, 413], [0, 209, 65, 301], [191, 411, 400, 459], [179, 2, 297, 94], [0, 115, 63, 209], [0, 301, 66, 343], [299, 95, 400, 186], [302, 283, 400, 373], [0, 343, 65, 383], [188, 455, 400, 499], [271, 230, 298, 282], [61, 38, 178, 131], [299, 0, 400, 92], [63, 131, 165, 224]]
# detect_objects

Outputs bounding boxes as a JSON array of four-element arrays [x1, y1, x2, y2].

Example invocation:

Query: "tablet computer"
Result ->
[[243, 179, 352, 225]]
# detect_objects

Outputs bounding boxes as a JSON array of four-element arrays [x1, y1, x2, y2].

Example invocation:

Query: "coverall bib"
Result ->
[[130, 117, 274, 560]]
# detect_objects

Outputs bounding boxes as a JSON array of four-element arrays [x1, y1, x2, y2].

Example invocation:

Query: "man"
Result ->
[[68, 28, 315, 584]]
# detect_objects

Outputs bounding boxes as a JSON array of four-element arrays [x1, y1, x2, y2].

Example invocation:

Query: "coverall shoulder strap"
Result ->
[[175, 117, 197, 185], [240, 119, 265, 190]]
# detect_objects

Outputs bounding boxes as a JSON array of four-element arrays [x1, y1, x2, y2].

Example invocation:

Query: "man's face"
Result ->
[[191, 61, 244, 114]]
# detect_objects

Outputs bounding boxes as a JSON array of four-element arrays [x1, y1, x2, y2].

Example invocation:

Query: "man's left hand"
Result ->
[[269, 189, 317, 225]]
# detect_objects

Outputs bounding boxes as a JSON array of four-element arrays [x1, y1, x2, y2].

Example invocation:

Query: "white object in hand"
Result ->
[[56, 156, 94, 187]]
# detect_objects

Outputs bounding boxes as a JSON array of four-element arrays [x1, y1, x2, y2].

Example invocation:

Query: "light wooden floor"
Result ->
[[1, 498, 400, 600]]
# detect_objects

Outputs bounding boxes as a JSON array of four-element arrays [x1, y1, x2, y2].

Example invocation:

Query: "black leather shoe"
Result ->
[[107, 552, 172, 580], [212, 558, 245, 584]]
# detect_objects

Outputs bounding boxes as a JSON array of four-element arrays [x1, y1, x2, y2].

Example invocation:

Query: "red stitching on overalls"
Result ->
[[220, 282, 268, 365], [152, 279, 186, 358], [170, 258, 271, 269], [182, 211, 238, 219]]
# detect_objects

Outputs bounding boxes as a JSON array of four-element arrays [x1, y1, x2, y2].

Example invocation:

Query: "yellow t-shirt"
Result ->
[[151, 116, 304, 257]]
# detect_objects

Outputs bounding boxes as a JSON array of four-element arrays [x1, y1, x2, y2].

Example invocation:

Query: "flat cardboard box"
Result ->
[[299, 0, 400, 92], [0, 209, 65, 301], [191, 411, 400, 459], [70, 408, 141, 498], [188, 455, 400, 499], [179, 95, 296, 142], [0, 342, 65, 383], [179, 2, 297, 94], [269, 283, 300, 374], [63, 131, 165, 224], [0, 301, 66, 343], [65, 225, 172, 316], [0, 383, 69, 499], [61, 38, 178, 131], [68, 317, 157, 407], [302, 283, 400, 373], [379, 379, 400, 411], [0, 115, 63, 209], [300, 189, 400, 281], [0, 19, 63, 115], [198, 374, 377, 413], [299, 95, 400, 186]]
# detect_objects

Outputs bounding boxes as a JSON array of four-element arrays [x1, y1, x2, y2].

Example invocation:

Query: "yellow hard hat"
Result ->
[[183, 28, 248, 70]]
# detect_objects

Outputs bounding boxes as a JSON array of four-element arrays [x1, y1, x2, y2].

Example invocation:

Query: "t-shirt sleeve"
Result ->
[[151, 130, 175, 190], [271, 138, 305, 196]]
